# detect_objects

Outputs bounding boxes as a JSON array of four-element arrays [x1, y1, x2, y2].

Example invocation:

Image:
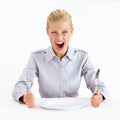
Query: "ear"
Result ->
[[71, 27, 74, 35], [46, 27, 49, 36]]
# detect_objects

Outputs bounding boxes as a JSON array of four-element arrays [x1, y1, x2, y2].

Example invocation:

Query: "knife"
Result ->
[[94, 69, 100, 93]]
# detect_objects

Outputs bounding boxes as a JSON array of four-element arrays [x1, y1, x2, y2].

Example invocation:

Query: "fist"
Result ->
[[91, 91, 103, 107], [23, 90, 35, 108]]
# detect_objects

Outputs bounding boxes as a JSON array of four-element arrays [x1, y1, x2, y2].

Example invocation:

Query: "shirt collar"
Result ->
[[66, 46, 74, 61], [46, 46, 74, 62], [46, 46, 56, 62]]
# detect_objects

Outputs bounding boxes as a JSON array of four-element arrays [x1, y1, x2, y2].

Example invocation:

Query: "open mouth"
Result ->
[[55, 41, 64, 49]]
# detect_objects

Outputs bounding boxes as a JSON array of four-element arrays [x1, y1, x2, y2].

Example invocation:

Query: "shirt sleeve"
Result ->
[[81, 53, 109, 99], [11, 52, 38, 102]]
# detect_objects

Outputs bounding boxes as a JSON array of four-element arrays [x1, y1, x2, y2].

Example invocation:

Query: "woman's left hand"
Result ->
[[91, 90, 103, 107]]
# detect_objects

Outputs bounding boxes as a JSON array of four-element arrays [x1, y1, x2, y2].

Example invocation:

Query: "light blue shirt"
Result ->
[[12, 46, 109, 102]]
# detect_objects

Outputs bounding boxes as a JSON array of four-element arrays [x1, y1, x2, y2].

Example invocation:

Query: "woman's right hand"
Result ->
[[23, 90, 35, 108]]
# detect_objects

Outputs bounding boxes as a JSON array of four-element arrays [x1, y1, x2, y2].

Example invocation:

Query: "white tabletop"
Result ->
[[0, 97, 120, 120]]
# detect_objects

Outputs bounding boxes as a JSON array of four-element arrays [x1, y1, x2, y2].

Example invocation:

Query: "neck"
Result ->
[[57, 53, 66, 60], [52, 47, 68, 60], [54, 49, 68, 60]]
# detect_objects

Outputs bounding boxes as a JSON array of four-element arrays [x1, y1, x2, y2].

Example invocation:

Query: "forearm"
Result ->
[[11, 83, 27, 102], [91, 81, 109, 101], [98, 86, 109, 100]]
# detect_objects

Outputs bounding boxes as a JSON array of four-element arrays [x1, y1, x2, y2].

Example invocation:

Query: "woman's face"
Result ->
[[46, 19, 73, 59]]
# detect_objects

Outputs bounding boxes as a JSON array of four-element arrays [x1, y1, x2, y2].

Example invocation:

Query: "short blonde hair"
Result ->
[[46, 9, 73, 28]]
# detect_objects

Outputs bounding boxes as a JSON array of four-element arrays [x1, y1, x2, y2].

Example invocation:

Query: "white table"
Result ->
[[0, 96, 120, 120]]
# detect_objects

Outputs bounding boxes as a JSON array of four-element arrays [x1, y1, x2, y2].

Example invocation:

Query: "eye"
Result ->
[[63, 31, 68, 34], [51, 31, 57, 35]]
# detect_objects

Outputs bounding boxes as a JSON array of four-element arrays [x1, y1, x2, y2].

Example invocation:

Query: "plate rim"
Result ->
[[39, 97, 87, 110]]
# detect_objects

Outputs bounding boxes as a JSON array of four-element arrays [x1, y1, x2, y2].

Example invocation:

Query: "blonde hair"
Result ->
[[46, 9, 73, 28]]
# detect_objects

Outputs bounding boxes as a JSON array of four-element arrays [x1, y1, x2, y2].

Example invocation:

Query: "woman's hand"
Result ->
[[23, 90, 35, 108], [91, 90, 103, 107]]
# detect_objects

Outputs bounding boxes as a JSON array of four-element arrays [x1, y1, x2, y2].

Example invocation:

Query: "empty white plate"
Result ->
[[39, 97, 88, 110]]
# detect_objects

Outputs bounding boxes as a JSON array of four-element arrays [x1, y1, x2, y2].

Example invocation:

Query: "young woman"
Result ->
[[12, 9, 109, 108]]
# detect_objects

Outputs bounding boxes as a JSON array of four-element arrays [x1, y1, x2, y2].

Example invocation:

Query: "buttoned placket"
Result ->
[[59, 61, 64, 97], [58, 56, 69, 97]]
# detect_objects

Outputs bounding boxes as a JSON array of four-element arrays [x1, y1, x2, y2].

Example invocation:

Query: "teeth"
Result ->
[[56, 42, 64, 44]]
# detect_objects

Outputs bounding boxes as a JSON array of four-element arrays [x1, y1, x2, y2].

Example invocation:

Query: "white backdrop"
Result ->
[[0, 0, 120, 112]]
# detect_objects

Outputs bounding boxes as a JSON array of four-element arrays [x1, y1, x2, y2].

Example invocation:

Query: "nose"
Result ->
[[56, 33, 63, 40]]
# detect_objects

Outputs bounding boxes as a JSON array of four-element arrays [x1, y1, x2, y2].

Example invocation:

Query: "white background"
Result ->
[[0, 0, 120, 119]]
